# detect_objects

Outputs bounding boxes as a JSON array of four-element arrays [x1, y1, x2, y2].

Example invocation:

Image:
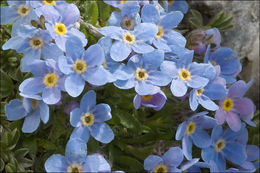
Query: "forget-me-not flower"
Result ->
[[45, 138, 111, 172], [114, 50, 172, 95], [100, 23, 158, 61], [176, 112, 217, 160], [70, 90, 114, 143], [19, 59, 65, 105], [5, 93, 49, 133]]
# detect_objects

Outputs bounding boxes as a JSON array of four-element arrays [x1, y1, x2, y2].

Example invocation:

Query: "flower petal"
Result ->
[[5, 99, 27, 121], [65, 138, 87, 161], [182, 136, 193, 160], [44, 154, 68, 172], [65, 74, 85, 97], [80, 90, 96, 112], [223, 142, 247, 165], [92, 104, 112, 122], [226, 111, 242, 132], [162, 147, 183, 167], [22, 111, 41, 133], [191, 129, 211, 148], [144, 155, 163, 171], [90, 122, 114, 144], [170, 79, 188, 97], [39, 101, 49, 124], [70, 108, 83, 127], [70, 126, 90, 142], [42, 87, 61, 105], [19, 77, 45, 95]]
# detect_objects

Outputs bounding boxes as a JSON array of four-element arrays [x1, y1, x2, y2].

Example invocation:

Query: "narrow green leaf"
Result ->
[[0, 69, 14, 98]]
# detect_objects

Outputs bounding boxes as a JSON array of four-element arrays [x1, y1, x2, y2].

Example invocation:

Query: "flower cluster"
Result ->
[[2, 0, 258, 172]]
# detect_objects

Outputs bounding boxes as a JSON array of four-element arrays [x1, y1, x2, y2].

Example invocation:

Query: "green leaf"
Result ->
[[97, 0, 111, 26], [116, 110, 141, 132], [0, 158, 4, 172], [189, 9, 204, 28], [115, 156, 143, 172], [37, 139, 57, 150], [84, 1, 99, 26], [0, 69, 14, 98], [7, 128, 20, 150]]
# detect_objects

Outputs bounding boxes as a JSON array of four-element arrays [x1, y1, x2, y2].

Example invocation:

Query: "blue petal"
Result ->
[[108, 12, 121, 26], [187, 76, 209, 89], [100, 26, 124, 40], [148, 71, 172, 86], [204, 83, 227, 100], [70, 108, 83, 127], [39, 101, 49, 124], [175, 121, 187, 140], [68, 28, 88, 47], [44, 154, 68, 172], [201, 147, 215, 162], [114, 78, 135, 89], [162, 147, 183, 167], [132, 42, 154, 54], [246, 145, 260, 162], [133, 94, 141, 109], [135, 81, 160, 95], [84, 44, 104, 67], [180, 158, 200, 171], [27, 60, 48, 76], [0, 6, 18, 25], [168, 0, 188, 14], [2, 36, 28, 51], [170, 79, 188, 97], [55, 3, 79, 26], [141, 4, 160, 24], [143, 50, 164, 69], [36, 5, 59, 24], [80, 90, 96, 112], [134, 23, 158, 41], [160, 11, 183, 29], [223, 142, 247, 165], [110, 41, 131, 61], [58, 56, 73, 75], [41, 43, 63, 61], [213, 153, 226, 171], [70, 126, 90, 142], [211, 125, 223, 143], [42, 87, 61, 105], [65, 138, 87, 161], [55, 35, 67, 52], [65, 74, 85, 97], [164, 30, 186, 47], [93, 104, 112, 122], [19, 77, 45, 95], [182, 136, 193, 160], [144, 155, 163, 171], [20, 55, 40, 73], [22, 110, 41, 133], [83, 154, 111, 172], [198, 96, 219, 111], [5, 99, 27, 121], [160, 61, 178, 77], [89, 122, 114, 144], [198, 115, 217, 129], [83, 67, 109, 86], [189, 90, 199, 111], [65, 36, 84, 61], [153, 39, 171, 52], [191, 129, 211, 148]]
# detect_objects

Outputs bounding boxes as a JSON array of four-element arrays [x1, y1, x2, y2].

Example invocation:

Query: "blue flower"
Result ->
[[19, 59, 65, 105], [103, 0, 148, 9], [176, 112, 217, 160], [5, 93, 49, 133], [1, 1, 38, 35], [189, 64, 227, 111], [45, 138, 111, 172], [114, 50, 172, 95], [100, 23, 158, 61], [144, 147, 199, 172], [2, 25, 63, 72], [108, 3, 141, 30], [204, 45, 242, 84], [201, 124, 247, 171], [38, 4, 87, 51], [58, 36, 109, 97], [160, 50, 211, 97], [70, 90, 114, 143], [141, 4, 185, 52]]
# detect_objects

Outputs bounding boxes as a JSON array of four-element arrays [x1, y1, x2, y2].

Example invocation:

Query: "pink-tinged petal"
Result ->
[[226, 111, 241, 132], [234, 98, 255, 117], [228, 80, 248, 98], [215, 108, 226, 125]]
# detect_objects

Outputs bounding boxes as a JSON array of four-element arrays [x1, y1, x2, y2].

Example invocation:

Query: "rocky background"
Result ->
[[186, 0, 259, 108]]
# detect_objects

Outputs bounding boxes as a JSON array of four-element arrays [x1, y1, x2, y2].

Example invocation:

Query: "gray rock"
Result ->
[[188, 1, 259, 107]]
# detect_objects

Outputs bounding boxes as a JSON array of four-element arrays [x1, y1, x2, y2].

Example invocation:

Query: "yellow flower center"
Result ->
[[195, 88, 204, 97], [55, 23, 67, 35], [81, 113, 94, 127], [43, 0, 56, 5], [154, 164, 168, 173], [215, 139, 225, 152], [155, 26, 164, 39], [123, 33, 135, 44], [122, 18, 134, 30], [17, 5, 30, 17], [31, 99, 38, 110], [141, 95, 153, 101], [186, 122, 196, 135], [222, 98, 233, 112], [67, 164, 83, 173], [179, 69, 191, 81], [168, 0, 175, 5], [43, 73, 58, 87], [73, 60, 87, 74], [120, 0, 127, 4], [210, 61, 217, 66], [30, 37, 43, 49], [135, 68, 148, 81]]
